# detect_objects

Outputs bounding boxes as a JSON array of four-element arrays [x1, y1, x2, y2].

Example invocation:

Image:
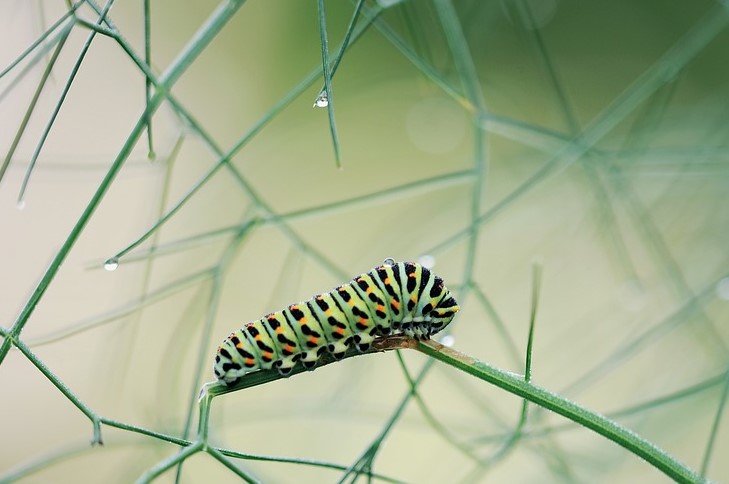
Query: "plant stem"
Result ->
[[415, 339, 703, 484], [0, 0, 247, 365]]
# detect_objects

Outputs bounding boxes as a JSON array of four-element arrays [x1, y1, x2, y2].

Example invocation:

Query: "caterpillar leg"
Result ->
[[353, 328, 377, 352], [275, 361, 294, 376], [302, 360, 318, 370], [327, 337, 353, 360]]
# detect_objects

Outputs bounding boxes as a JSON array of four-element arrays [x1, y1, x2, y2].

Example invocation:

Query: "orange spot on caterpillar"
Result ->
[[308, 336, 318, 345]]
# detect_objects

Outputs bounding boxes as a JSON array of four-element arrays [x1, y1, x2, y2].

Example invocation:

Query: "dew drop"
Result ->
[[418, 254, 436, 269], [104, 257, 119, 272], [313, 91, 329, 108], [440, 335, 455, 347], [382, 257, 396, 267], [16, 199, 26, 210], [716, 277, 729, 301]]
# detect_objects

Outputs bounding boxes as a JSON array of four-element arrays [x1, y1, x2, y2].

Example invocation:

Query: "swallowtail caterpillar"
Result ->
[[213, 259, 459, 386]]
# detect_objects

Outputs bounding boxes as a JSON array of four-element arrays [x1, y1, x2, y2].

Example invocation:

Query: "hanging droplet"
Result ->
[[16, 199, 26, 210], [104, 257, 119, 271], [439, 334, 455, 347], [418, 254, 436, 269], [382, 257, 396, 267], [313, 91, 329, 108]]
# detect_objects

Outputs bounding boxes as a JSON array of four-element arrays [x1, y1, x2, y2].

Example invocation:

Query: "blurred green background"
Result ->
[[1, 0, 728, 482]]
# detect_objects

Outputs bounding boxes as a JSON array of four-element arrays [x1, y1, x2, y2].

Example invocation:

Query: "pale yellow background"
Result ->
[[1, 1, 728, 483]]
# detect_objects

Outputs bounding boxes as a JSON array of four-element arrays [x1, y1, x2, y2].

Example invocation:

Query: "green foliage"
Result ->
[[1, 0, 728, 482]]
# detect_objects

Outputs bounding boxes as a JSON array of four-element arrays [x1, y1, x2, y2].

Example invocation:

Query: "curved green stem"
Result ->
[[13, 338, 102, 445], [415, 339, 703, 484], [200, 334, 702, 483], [135, 442, 204, 484]]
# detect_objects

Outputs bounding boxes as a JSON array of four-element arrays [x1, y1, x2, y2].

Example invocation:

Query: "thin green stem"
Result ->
[[317, 0, 341, 166], [337, 359, 433, 484], [105, 5, 381, 271], [143, 0, 155, 159], [101, 417, 190, 447], [100, 222, 254, 265], [2, 24, 72, 190], [514, 372, 726, 442], [135, 442, 204, 484], [278, 169, 472, 223], [468, 282, 522, 369], [433, 0, 486, 109], [314, 0, 365, 104], [415, 339, 702, 483], [13, 339, 102, 444], [482, 265, 542, 467], [26, 268, 213, 347], [107, 135, 185, 387], [206, 447, 260, 483], [200, 331, 703, 483], [0, 1, 81, 80], [0, 0, 247, 365], [562, 272, 725, 396], [362, 1, 471, 111], [394, 352, 482, 463], [525, 263, 542, 383], [180, 228, 251, 441], [699, 367, 729, 477], [426, 3, 729, 256], [19, 0, 115, 205]]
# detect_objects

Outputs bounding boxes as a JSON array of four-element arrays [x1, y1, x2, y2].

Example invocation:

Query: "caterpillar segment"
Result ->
[[372, 264, 402, 326], [309, 292, 355, 359], [214, 261, 460, 386], [330, 283, 378, 352]]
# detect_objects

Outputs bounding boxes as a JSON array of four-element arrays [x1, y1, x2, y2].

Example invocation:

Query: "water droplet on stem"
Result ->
[[104, 258, 119, 271], [313, 91, 329, 108]]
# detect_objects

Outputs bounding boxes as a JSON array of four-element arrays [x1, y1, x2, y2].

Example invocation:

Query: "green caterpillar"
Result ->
[[213, 260, 459, 386]]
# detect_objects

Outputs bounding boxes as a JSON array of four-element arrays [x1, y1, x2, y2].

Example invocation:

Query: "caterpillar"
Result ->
[[213, 260, 459, 386]]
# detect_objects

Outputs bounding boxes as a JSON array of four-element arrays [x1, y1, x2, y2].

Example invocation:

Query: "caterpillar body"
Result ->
[[213, 260, 459, 386]]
